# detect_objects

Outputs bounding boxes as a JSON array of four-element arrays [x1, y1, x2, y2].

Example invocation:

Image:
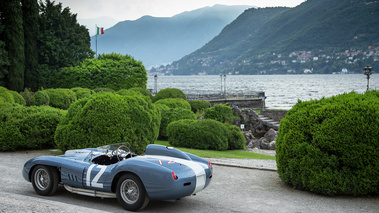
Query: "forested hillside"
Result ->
[[160, 0, 379, 75], [91, 5, 251, 67]]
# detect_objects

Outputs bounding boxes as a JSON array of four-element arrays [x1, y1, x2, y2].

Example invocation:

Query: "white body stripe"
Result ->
[[144, 155, 207, 194]]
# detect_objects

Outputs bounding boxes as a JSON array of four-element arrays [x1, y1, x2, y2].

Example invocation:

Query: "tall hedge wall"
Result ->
[[55, 92, 160, 154], [276, 91, 379, 196]]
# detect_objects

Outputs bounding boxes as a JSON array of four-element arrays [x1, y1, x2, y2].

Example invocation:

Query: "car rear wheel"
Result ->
[[31, 165, 59, 196], [116, 174, 149, 211]]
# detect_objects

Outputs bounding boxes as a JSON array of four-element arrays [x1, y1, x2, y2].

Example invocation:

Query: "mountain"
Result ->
[[163, 0, 379, 75], [78, 16, 119, 36], [90, 5, 253, 67]]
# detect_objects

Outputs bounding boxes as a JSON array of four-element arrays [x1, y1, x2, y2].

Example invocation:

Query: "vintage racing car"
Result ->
[[23, 143, 213, 211]]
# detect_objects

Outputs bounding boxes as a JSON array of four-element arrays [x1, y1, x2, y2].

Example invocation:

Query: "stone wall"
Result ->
[[259, 109, 288, 122]]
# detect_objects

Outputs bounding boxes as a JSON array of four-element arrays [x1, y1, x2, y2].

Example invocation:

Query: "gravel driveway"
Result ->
[[0, 151, 378, 213]]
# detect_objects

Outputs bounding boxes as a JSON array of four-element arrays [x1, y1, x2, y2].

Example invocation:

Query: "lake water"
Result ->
[[147, 74, 379, 109]]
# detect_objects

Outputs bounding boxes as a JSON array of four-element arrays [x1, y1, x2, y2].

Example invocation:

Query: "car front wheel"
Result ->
[[116, 174, 149, 211], [31, 165, 59, 196]]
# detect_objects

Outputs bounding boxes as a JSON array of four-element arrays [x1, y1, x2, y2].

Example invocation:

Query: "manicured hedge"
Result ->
[[154, 98, 191, 110], [0, 86, 14, 103], [167, 119, 229, 151], [152, 88, 186, 102], [32, 90, 50, 106], [71, 87, 95, 99], [276, 91, 379, 196], [55, 53, 147, 91], [117, 87, 153, 100], [158, 107, 197, 139], [226, 124, 245, 150], [188, 100, 211, 113], [9, 90, 26, 105], [0, 103, 66, 151], [44, 88, 77, 110], [204, 104, 236, 123], [55, 93, 160, 154]]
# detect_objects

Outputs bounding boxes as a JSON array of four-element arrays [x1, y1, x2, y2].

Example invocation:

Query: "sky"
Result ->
[[57, 0, 306, 21]]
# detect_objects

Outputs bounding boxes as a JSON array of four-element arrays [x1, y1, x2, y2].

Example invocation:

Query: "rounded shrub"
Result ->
[[32, 90, 50, 106], [55, 92, 160, 154], [167, 119, 228, 150], [204, 104, 236, 124], [0, 86, 15, 103], [93, 87, 115, 93], [155, 98, 191, 110], [276, 91, 379, 196], [188, 100, 211, 113], [152, 88, 186, 102], [71, 87, 95, 99], [0, 103, 66, 151], [226, 124, 245, 150], [44, 88, 77, 110], [9, 90, 26, 105], [158, 107, 197, 139]]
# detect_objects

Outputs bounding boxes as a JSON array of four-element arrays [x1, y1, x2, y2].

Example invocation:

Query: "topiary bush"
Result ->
[[154, 98, 191, 110], [93, 87, 115, 93], [152, 88, 186, 102], [9, 90, 26, 105], [204, 104, 236, 124], [0, 102, 66, 151], [276, 91, 379, 196], [55, 92, 160, 154], [55, 53, 147, 91], [71, 87, 95, 99], [167, 119, 228, 151], [117, 87, 153, 101], [44, 88, 77, 110], [0, 86, 15, 103], [188, 100, 211, 113], [225, 124, 245, 150], [32, 90, 50, 106], [158, 107, 197, 139]]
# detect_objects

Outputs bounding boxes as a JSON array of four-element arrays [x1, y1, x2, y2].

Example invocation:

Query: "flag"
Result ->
[[97, 27, 104, 35]]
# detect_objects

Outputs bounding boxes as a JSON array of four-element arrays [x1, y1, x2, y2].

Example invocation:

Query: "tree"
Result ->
[[0, 22, 9, 87], [38, 0, 94, 88], [22, 0, 39, 91], [0, 0, 25, 91]]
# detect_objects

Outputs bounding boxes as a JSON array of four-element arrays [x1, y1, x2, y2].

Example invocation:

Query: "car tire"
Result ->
[[116, 173, 150, 211], [31, 165, 59, 196]]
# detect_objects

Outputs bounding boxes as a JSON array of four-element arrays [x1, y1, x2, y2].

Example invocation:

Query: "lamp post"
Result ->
[[363, 65, 373, 91], [223, 74, 226, 98], [154, 74, 158, 94], [220, 74, 223, 95]]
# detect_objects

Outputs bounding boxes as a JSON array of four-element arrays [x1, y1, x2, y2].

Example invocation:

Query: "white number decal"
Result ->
[[86, 165, 107, 188]]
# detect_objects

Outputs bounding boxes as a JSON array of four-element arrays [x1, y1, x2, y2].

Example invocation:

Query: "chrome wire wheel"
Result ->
[[116, 174, 149, 211], [120, 179, 139, 204], [34, 167, 50, 191], [31, 165, 59, 196]]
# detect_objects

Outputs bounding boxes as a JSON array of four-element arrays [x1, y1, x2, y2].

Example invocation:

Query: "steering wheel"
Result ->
[[115, 145, 132, 161]]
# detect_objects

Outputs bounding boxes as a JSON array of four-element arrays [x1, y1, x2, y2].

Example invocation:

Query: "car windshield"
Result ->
[[97, 142, 135, 154]]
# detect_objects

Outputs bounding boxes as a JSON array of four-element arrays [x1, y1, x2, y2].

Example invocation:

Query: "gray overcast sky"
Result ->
[[57, 0, 306, 21]]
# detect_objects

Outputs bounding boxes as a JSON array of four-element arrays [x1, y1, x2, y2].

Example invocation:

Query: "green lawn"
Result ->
[[155, 140, 276, 160]]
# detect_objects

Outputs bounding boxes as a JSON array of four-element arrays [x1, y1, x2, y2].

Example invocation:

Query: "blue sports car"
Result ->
[[23, 143, 213, 211]]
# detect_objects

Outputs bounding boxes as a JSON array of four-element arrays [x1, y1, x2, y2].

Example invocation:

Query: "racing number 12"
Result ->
[[86, 164, 106, 188]]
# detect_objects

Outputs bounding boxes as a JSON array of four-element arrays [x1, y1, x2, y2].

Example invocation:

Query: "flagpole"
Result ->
[[96, 25, 98, 58]]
